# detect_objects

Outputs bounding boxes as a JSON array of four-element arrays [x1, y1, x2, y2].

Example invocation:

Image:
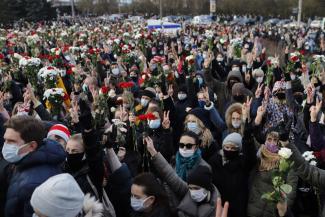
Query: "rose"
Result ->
[[278, 147, 293, 159], [101, 86, 109, 94]]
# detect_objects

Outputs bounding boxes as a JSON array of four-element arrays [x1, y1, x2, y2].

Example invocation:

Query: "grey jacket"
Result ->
[[151, 152, 221, 217], [288, 142, 325, 217]]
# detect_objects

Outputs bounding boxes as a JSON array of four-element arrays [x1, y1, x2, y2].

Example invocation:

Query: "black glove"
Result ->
[[284, 72, 291, 82], [102, 126, 117, 149], [78, 99, 93, 130], [278, 114, 292, 141]]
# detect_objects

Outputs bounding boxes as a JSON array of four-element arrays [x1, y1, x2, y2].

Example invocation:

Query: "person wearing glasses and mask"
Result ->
[[145, 131, 220, 217]]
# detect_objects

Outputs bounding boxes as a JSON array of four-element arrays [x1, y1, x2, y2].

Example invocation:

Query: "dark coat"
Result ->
[[5, 139, 66, 217]]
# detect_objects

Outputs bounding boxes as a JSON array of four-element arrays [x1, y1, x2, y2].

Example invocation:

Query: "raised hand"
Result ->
[[310, 98, 322, 122], [162, 111, 170, 129], [306, 83, 315, 104], [168, 84, 174, 97], [144, 136, 157, 157], [255, 83, 264, 98], [242, 96, 252, 121], [215, 198, 229, 217]]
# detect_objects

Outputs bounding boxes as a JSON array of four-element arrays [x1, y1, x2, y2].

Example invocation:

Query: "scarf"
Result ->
[[259, 145, 281, 171], [176, 149, 201, 181]]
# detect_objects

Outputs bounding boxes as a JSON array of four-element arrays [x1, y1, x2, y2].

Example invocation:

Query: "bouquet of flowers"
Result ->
[[93, 86, 110, 128], [302, 151, 318, 166], [49, 48, 64, 68], [265, 57, 279, 87], [43, 88, 65, 117], [38, 66, 60, 89], [310, 55, 325, 78], [185, 55, 196, 74], [230, 38, 243, 59], [26, 34, 40, 47], [0, 36, 6, 48], [205, 30, 214, 50], [262, 147, 294, 203], [19, 56, 42, 88], [286, 51, 303, 74]]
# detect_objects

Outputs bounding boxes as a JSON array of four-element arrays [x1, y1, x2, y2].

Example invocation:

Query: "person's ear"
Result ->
[[144, 196, 155, 208], [29, 141, 38, 152]]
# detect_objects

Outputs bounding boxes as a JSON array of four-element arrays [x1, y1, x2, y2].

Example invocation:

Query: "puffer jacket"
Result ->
[[288, 142, 325, 217], [247, 165, 298, 217], [80, 194, 105, 217], [151, 152, 221, 217], [5, 139, 66, 217]]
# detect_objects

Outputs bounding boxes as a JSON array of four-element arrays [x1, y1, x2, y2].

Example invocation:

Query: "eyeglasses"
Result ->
[[179, 143, 195, 150]]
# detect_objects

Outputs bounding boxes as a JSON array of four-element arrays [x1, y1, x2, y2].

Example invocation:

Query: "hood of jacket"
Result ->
[[225, 103, 243, 132], [226, 70, 243, 85], [177, 185, 220, 217], [17, 139, 66, 170]]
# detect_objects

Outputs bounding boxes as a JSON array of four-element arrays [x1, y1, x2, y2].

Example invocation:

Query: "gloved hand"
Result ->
[[78, 99, 93, 130], [284, 72, 291, 82], [278, 114, 292, 141], [102, 126, 117, 149]]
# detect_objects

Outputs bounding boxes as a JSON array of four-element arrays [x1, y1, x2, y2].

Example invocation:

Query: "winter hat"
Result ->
[[222, 132, 243, 151], [47, 124, 71, 143], [232, 83, 252, 96], [252, 68, 264, 78], [291, 79, 304, 93], [227, 70, 243, 83], [140, 87, 156, 99], [189, 108, 213, 130], [30, 173, 84, 217], [187, 165, 213, 191], [272, 81, 286, 93], [178, 84, 188, 94]]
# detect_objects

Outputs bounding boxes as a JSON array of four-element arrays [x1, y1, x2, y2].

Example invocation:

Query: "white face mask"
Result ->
[[216, 57, 223, 62], [131, 196, 148, 212], [242, 66, 247, 73], [32, 214, 39, 217], [256, 77, 264, 84], [141, 98, 149, 107], [290, 74, 296, 80], [179, 148, 195, 158], [187, 122, 201, 135], [2, 142, 31, 163], [190, 188, 208, 202], [112, 68, 120, 75], [148, 119, 161, 129], [232, 120, 241, 129], [232, 67, 240, 72], [178, 93, 187, 101]]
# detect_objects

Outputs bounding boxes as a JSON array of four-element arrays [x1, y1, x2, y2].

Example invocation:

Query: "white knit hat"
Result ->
[[47, 124, 71, 143], [222, 133, 243, 151], [31, 173, 84, 217]]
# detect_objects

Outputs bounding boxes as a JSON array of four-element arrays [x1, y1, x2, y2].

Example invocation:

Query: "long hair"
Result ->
[[184, 114, 213, 148]]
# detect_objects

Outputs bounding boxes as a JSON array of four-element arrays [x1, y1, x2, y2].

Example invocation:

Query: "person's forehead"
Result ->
[[180, 135, 195, 144], [4, 128, 22, 142]]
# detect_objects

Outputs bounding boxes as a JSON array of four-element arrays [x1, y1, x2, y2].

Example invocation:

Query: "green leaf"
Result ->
[[280, 184, 292, 194]]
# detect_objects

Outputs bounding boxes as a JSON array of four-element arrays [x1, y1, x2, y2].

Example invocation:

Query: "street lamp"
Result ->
[[70, 0, 75, 18], [298, 0, 302, 25]]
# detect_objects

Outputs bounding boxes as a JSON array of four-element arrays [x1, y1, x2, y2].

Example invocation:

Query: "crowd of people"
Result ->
[[0, 16, 324, 217]]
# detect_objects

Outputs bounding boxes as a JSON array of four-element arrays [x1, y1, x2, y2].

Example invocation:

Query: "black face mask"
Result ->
[[294, 94, 304, 105], [233, 95, 246, 103], [223, 150, 239, 160], [131, 76, 138, 82], [275, 92, 286, 100], [67, 152, 84, 171]]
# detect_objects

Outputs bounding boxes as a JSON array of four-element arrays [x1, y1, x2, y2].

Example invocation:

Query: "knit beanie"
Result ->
[[187, 165, 213, 191], [30, 173, 84, 217], [222, 132, 243, 151], [189, 108, 213, 130], [47, 124, 71, 143], [140, 87, 156, 99]]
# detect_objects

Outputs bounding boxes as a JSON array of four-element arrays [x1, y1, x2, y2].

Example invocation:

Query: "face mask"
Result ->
[[152, 52, 156, 55], [178, 93, 187, 101], [179, 148, 195, 158], [148, 119, 161, 129], [275, 92, 286, 100], [187, 122, 201, 135], [223, 149, 239, 160], [197, 77, 203, 86], [202, 53, 207, 59], [32, 214, 39, 217], [2, 142, 31, 163], [232, 120, 241, 129], [233, 95, 245, 103], [190, 188, 208, 202], [265, 142, 279, 153], [141, 98, 149, 107], [256, 77, 264, 84], [67, 152, 84, 171], [242, 66, 247, 73], [82, 83, 88, 92], [112, 68, 120, 75], [290, 74, 296, 80], [131, 196, 148, 212], [232, 67, 240, 72], [217, 57, 223, 62], [16, 111, 29, 116], [198, 100, 206, 108], [150, 64, 157, 71]]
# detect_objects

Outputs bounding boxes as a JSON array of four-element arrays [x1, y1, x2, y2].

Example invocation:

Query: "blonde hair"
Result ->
[[69, 134, 84, 148], [184, 114, 213, 148]]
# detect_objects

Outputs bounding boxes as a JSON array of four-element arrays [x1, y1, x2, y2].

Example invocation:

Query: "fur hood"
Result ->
[[225, 103, 243, 135], [82, 194, 104, 217]]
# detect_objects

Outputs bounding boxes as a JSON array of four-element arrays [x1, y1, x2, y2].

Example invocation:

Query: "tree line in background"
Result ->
[[0, 0, 324, 24]]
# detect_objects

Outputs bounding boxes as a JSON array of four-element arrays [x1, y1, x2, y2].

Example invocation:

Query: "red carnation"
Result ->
[[47, 66, 55, 70], [0, 53, 4, 59], [63, 93, 70, 101], [146, 113, 157, 120], [137, 113, 157, 121], [66, 68, 73, 75], [314, 151, 321, 159], [101, 86, 109, 94], [299, 50, 306, 56], [290, 56, 299, 63], [137, 114, 148, 121], [266, 59, 272, 66], [118, 82, 134, 89]]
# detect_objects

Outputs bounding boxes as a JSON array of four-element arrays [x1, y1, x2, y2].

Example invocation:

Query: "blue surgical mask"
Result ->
[[198, 100, 205, 108], [187, 122, 201, 135], [2, 142, 31, 163], [148, 119, 161, 129], [112, 68, 120, 76], [178, 93, 187, 101], [131, 196, 148, 212], [141, 98, 149, 107], [197, 77, 203, 86]]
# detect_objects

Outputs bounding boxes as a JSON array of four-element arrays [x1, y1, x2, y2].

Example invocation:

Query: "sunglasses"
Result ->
[[179, 143, 195, 150]]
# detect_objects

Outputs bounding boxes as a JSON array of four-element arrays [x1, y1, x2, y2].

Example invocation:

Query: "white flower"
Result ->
[[114, 39, 120, 44], [205, 30, 214, 39], [43, 88, 64, 100], [123, 32, 130, 37], [134, 33, 143, 40], [278, 147, 293, 159], [60, 31, 68, 37], [313, 55, 325, 62], [310, 160, 317, 166], [13, 53, 23, 60], [185, 55, 194, 61]]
